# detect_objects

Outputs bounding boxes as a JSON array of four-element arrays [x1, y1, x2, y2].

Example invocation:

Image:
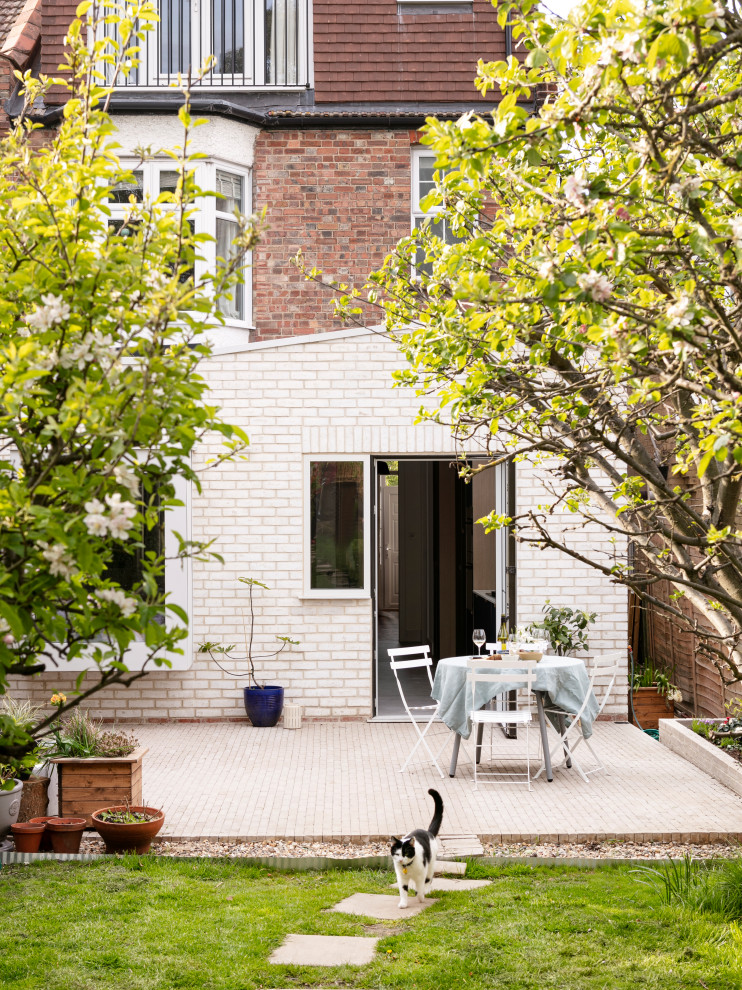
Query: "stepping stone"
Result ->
[[269, 934, 378, 967], [390, 877, 492, 892], [331, 893, 434, 920], [435, 860, 467, 875], [438, 833, 485, 857]]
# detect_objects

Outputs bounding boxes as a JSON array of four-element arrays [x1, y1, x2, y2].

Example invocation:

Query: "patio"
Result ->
[[130, 720, 742, 843]]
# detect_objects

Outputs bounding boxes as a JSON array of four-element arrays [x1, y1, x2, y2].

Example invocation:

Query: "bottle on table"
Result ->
[[498, 614, 508, 653]]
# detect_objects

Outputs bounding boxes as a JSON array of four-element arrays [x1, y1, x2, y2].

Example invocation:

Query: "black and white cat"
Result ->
[[390, 788, 444, 908]]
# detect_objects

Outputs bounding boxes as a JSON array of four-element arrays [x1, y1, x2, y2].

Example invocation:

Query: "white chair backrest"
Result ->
[[585, 652, 622, 715], [388, 645, 433, 671], [466, 657, 537, 696]]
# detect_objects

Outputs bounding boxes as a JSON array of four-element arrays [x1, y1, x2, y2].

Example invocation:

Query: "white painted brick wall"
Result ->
[[10, 329, 628, 719]]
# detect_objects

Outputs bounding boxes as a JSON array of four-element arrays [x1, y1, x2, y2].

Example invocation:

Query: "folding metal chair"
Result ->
[[538, 652, 622, 781], [388, 645, 447, 778], [466, 657, 539, 790]]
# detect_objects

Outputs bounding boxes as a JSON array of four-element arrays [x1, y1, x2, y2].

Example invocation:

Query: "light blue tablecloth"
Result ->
[[432, 655, 598, 740]]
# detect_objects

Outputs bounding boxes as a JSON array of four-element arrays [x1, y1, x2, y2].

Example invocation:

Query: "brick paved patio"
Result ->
[[133, 721, 742, 843]]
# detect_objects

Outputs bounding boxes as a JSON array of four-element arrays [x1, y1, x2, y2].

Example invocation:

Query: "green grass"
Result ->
[[1, 857, 741, 989]]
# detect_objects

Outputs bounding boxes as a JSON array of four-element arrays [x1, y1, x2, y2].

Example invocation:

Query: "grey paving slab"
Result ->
[[331, 892, 434, 919], [269, 934, 379, 966], [132, 721, 742, 841], [390, 877, 492, 892]]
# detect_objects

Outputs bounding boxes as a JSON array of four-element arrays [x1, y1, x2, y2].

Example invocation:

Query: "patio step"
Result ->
[[438, 833, 484, 857]]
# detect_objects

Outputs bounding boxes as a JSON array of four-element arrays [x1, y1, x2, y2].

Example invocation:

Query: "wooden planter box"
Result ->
[[50, 747, 147, 826], [629, 686, 674, 730]]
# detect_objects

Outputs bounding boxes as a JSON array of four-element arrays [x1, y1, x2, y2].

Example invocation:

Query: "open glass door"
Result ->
[[373, 457, 509, 717]]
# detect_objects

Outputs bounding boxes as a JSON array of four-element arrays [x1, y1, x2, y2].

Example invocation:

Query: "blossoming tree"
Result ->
[[368, 0, 742, 688], [0, 2, 256, 767]]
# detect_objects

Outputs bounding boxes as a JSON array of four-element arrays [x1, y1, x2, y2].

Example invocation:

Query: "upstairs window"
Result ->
[[411, 148, 461, 276], [106, 161, 252, 328], [108, 1, 309, 89]]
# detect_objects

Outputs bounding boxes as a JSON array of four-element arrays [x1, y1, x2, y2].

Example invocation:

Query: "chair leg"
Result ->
[[399, 714, 446, 778]]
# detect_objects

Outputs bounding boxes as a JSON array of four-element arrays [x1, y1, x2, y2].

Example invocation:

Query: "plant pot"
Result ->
[[45, 817, 87, 854], [29, 816, 56, 851], [0, 779, 23, 837], [630, 686, 674, 730], [17, 775, 51, 823], [91, 806, 165, 854], [243, 685, 284, 727], [10, 821, 45, 853]]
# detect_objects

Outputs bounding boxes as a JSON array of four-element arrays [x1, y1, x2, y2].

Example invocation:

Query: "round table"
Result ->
[[432, 654, 598, 780]]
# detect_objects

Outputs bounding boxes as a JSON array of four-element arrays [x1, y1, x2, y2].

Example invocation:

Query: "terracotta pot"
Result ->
[[17, 775, 51, 823], [10, 821, 45, 853], [28, 816, 55, 851], [91, 806, 164, 854], [45, 817, 87, 854]]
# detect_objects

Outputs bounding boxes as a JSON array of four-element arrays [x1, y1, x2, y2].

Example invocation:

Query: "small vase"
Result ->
[[45, 817, 87, 854], [10, 821, 45, 853]]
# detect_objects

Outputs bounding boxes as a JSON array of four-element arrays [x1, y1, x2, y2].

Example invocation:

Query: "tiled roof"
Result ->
[[0, 0, 25, 46], [265, 104, 495, 120]]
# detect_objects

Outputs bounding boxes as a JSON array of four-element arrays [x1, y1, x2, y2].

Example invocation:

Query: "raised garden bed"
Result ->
[[659, 719, 742, 800], [50, 747, 147, 826]]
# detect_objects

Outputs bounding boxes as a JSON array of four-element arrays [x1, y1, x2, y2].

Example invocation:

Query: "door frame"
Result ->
[[372, 455, 510, 716]]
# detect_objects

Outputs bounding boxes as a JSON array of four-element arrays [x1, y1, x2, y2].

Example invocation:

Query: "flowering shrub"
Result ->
[[355, 0, 742, 688], [0, 2, 258, 766]]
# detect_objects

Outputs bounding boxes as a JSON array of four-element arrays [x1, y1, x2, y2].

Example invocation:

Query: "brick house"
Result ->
[[2, 0, 631, 722]]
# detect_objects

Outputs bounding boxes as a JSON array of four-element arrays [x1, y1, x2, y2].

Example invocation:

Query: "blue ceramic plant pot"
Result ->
[[243, 686, 284, 727]]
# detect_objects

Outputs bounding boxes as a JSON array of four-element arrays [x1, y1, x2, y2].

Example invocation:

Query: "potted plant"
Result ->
[[198, 578, 299, 727], [630, 662, 682, 730], [529, 601, 597, 656], [0, 764, 23, 838], [44, 698, 147, 825], [91, 805, 165, 854], [1, 697, 51, 822]]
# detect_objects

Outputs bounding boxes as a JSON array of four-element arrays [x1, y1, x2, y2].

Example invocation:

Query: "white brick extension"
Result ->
[[10, 327, 628, 720]]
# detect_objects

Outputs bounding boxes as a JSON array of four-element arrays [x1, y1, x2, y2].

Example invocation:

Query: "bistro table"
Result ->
[[431, 654, 599, 781]]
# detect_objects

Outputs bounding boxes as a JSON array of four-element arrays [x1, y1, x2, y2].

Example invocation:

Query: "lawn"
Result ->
[[1, 857, 740, 989]]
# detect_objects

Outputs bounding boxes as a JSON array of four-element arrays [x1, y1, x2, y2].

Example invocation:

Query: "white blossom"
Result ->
[[730, 218, 742, 247], [705, 4, 726, 28], [537, 258, 557, 279], [582, 64, 602, 88], [667, 686, 683, 704], [95, 588, 137, 618], [666, 295, 693, 328], [669, 176, 702, 200], [113, 463, 140, 495], [105, 492, 137, 539], [563, 171, 589, 207], [84, 498, 108, 536], [38, 541, 76, 579], [577, 270, 613, 303], [26, 294, 71, 333]]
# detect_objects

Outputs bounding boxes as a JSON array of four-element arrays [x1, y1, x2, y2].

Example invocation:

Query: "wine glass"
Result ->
[[472, 628, 486, 657]]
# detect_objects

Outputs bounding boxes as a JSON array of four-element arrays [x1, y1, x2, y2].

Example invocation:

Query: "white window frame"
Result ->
[[109, 159, 253, 330], [45, 474, 193, 672], [302, 455, 371, 599]]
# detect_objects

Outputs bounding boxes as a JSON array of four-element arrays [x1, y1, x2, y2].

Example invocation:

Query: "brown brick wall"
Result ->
[[313, 0, 506, 103], [252, 127, 413, 340], [40, 0, 75, 103]]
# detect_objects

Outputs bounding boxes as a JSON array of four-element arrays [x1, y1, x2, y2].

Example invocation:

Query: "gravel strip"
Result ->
[[77, 836, 740, 860]]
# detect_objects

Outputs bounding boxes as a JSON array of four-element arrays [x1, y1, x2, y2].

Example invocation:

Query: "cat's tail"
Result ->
[[427, 788, 444, 837]]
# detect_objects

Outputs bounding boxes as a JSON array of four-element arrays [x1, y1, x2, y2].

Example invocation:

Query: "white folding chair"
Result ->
[[466, 658, 539, 790], [388, 645, 447, 779], [539, 652, 622, 781]]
